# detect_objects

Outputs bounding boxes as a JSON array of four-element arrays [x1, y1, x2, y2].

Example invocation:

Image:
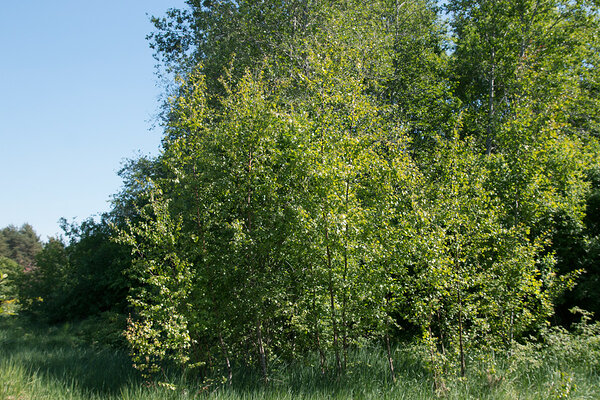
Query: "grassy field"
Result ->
[[1, 315, 599, 399]]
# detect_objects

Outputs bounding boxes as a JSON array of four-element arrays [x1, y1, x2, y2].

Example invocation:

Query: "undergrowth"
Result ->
[[1, 313, 599, 399]]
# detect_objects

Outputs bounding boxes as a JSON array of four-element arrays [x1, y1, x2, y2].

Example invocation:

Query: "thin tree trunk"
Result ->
[[458, 290, 466, 377], [486, 48, 496, 155], [316, 326, 327, 375], [509, 310, 514, 356], [318, 119, 341, 374], [519, 0, 540, 59], [219, 333, 233, 384], [247, 148, 253, 231], [341, 179, 350, 371], [324, 211, 342, 374], [245, 146, 267, 383], [384, 297, 396, 383], [437, 309, 446, 355], [207, 343, 214, 370], [385, 330, 396, 383], [313, 286, 326, 375], [428, 324, 446, 394], [256, 320, 268, 383], [327, 263, 342, 373]]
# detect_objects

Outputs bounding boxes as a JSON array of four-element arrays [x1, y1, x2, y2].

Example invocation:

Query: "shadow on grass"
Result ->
[[184, 342, 432, 399], [0, 316, 435, 399], [0, 316, 142, 396]]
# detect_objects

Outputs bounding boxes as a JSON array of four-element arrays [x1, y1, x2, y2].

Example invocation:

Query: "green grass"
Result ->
[[1, 315, 599, 399], [0, 316, 140, 399]]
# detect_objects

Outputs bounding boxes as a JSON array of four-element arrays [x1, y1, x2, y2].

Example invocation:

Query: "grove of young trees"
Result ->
[[2, 0, 599, 389], [114, 0, 600, 383]]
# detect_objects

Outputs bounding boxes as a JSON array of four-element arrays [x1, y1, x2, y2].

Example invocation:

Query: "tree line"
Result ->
[[1, 0, 599, 388]]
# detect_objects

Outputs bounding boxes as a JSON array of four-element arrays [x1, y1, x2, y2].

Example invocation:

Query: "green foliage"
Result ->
[[107, 0, 600, 384], [445, 0, 598, 331], [112, 156, 163, 223], [118, 188, 196, 377], [74, 312, 128, 349], [400, 127, 567, 382], [448, 0, 600, 149], [0, 223, 43, 269], [59, 217, 132, 317], [553, 165, 600, 323], [18, 238, 70, 320], [14, 217, 133, 323], [0, 256, 22, 315], [7, 0, 596, 390]]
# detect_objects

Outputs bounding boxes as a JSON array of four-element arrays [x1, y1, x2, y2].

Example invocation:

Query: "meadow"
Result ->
[[1, 315, 599, 400]]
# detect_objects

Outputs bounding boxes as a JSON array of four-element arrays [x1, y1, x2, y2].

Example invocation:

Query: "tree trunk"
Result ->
[[458, 290, 466, 377], [313, 286, 326, 374], [245, 146, 267, 383], [437, 309, 446, 355], [384, 297, 396, 383], [219, 333, 233, 384], [341, 179, 350, 371], [325, 211, 342, 374], [428, 324, 447, 395], [486, 48, 496, 155], [316, 326, 327, 375], [256, 319, 268, 383], [385, 330, 396, 383]]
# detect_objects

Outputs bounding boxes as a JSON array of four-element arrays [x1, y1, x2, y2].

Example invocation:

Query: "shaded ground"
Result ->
[[0, 316, 141, 397], [1, 315, 600, 399]]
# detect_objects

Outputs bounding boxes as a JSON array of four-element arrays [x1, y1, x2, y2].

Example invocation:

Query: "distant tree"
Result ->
[[0, 224, 43, 269], [17, 237, 69, 320], [0, 234, 8, 256], [13, 217, 132, 322], [58, 216, 132, 318]]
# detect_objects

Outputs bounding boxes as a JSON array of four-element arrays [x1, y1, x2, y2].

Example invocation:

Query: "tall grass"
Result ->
[[0, 316, 140, 399], [1, 315, 599, 399]]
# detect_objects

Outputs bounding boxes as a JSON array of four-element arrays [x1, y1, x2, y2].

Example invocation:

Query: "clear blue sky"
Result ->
[[0, 1, 187, 241]]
